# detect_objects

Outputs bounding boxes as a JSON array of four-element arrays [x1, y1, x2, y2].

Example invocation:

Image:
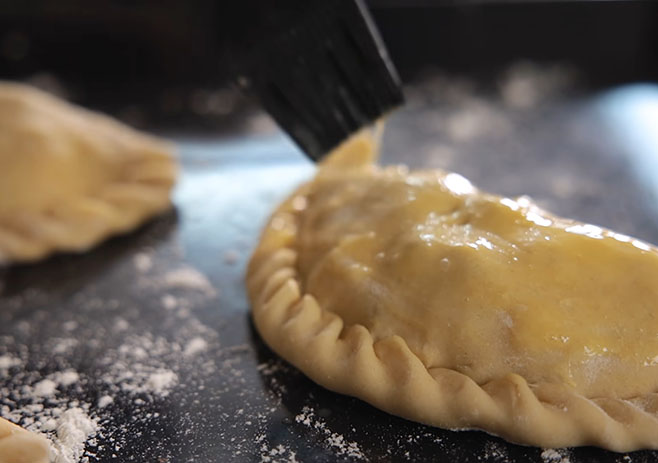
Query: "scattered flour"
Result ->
[[114, 318, 129, 331], [101, 335, 181, 398], [51, 408, 98, 463], [145, 370, 178, 396], [62, 321, 78, 331], [483, 441, 509, 461], [541, 448, 571, 463], [0, 259, 220, 462], [133, 252, 154, 272], [52, 338, 79, 354], [162, 266, 216, 295], [184, 337, 208, 356], [97, 395, 113, 409], [161, 294, 178, 310], [33, 379, 58, 397], [259, 442, 300, 463], [53, 338, 79, 354], [295, 406, 366, 460], [0, 354, 19, 369], [51, 370, 80, 387]]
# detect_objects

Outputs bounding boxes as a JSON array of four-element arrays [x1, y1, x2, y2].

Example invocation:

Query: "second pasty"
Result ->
[[0, 82, 177, 264]]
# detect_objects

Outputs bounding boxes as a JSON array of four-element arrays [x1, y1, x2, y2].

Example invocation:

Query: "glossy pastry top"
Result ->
[[267, 135, 658, 399]]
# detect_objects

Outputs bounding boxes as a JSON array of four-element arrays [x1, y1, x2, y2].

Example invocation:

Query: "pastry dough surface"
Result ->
[[0, 417, 49, 463], [0, 82, 177, 264], [248, 134, 658, 451]]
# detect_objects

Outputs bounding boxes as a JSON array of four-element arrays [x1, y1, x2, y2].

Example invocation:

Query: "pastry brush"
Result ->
[[222, 0, 404, 161]]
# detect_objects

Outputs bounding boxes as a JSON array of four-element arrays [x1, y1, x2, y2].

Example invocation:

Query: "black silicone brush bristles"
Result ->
[[227, 0, 404, 161]]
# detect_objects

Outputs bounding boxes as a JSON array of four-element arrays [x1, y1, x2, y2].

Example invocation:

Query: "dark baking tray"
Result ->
[[2, 78, 658, 462]]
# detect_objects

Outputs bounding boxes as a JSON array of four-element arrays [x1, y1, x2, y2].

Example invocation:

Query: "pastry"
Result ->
[[247, 133, 658, 451], [0, 82, 177, 264], [0, 417, 49, 463]]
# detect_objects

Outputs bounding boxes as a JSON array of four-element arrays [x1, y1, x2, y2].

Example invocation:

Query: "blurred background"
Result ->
[[2, 0, 654, 232], [0, 0, 656, 130]]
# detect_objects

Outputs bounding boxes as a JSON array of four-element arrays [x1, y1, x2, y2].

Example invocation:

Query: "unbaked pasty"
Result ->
[[0, 82, 177, 264], [247, 133, 658, 451], [0, 417, 49, 463]]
